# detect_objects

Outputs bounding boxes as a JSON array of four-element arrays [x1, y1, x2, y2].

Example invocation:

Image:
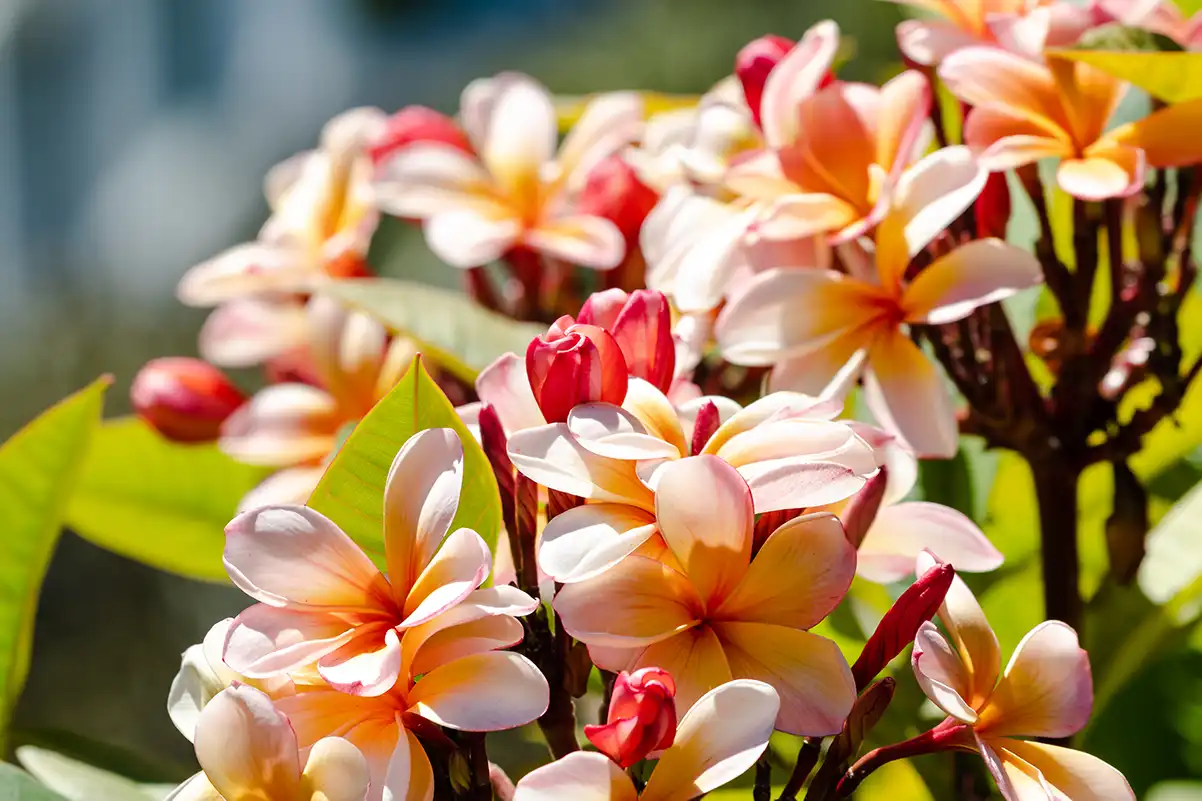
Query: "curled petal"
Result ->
[[911, 621, 979, 724], [918, 551, 1001, 705], [401, 527, 491, 626], [193, 686, 301, 801], [857, 502, 1003, 584], [198, 299, 311, 369], [317, 628, 403, 697], [1057, 148, 1145, 202], [223, 604, 357, 678], [301, 737, 371, 801], [527, 215, 626, 270], [568, 404, 682, 461], [538, 502, 659, 583], [507, 423, 654, 508]]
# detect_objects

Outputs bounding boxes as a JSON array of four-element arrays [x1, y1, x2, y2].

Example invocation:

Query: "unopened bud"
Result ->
[[132, 358, 246, 443], [369, 105, 474, 164], [577, 288, 630, 331], [735, 35, 795, 128], [526, 318, 628, 423], [610, 290, 676, 394], [576, 155, 659, 249], [975, 171, 1012, 240], [584, 667, 677, 768], [851, 557, 955, 690], [690, 400, 721, 456], [841, 467, 888, 549]]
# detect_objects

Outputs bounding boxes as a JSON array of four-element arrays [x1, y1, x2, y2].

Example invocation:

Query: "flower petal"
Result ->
[[655, 456, 754, 607], [384, 428, 465, 599], [635, 627, 734, 721], [317, 627, 403, 697], [237, 466, 326, 512], [400, 586, 537, 676], [567, 403, 683, 461], [759, 20, 841, 147], [223, 604, 358, 678], [1104, 96, 1202, 168], [177, 244, 310, 307], [976, 621, 1092, 739], [918, 551, 1001, 706], [715, 622, 856, 736], [423, 210, 521, 268], [302, 737, 371, 801], [507, 423, 655, 509], [163, 773, 222, 801], [527, 215, 625, 269], [862, 331, 959, 459], [223, 505, 386, 608], [555, 556, 702, 647], [372, 143, 499, 218], [640, 680, 779, 801], [374, 727, 435, 801], [895, 19, 981, 67], [193, 686, 301, 801], [717, 512, 856, 629], [938, 47, 1067, 136], [198, 299, 311, 369], [169, 619, 236, 742], [901, 239, 1044, 326], [556, 91, 644, 186], [407, 651, 549, 730], [857, 501, 1003, 584], [409, 615, 525, 677], [538, 502, 659, 583], [400, 527, 492, 626], [766, 338, 870, 400], [1057, 150, 1145, 202], [621, 378, 690, 457], [513, 751, 638, 801], [911, 621, 979, 724], [993, 739, 1135, 801], [482, 75, 557, 201], [475, 352, 545, 433], [965, 107, 1073, 171], [218, 385, 341, 467]]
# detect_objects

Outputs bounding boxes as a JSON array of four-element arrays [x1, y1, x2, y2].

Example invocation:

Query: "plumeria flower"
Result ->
[[909, 553, 1135, 800], [553, 456, 857, 734], [178, 108, 385, 367], [724, 69, 933, 242], [584, 667, 677, 768], [222, 428, 531, 697], [168, 618, 293, 742], [884, 0, 1096, 65], [513, 679, 779, 801], [220, 296, 413, 509], [373, 74, 641, 269], [1099, 0, 1202, 49], [165, 685, 369, 801], [514, 389, 877, 583], [830, 425, 1004, 583], [275, 586, 549, 801], [941, 46, 1202, 200], [717, 146, 1043, 458]]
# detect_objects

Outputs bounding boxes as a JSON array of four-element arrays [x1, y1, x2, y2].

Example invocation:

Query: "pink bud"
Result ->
[[575, 154, 659, 248], [841, 467, 888, 549], [584, 668, 677, 768], [975, 171, 1011, 240], [131, 358, 246, 443], [690, 400, 721, 456], [526, 320, 628, 423], [609, 290, 676, 394], [577, 288, 630, 331], [369, 106, 474, 164], [735, 35, 794, 129]]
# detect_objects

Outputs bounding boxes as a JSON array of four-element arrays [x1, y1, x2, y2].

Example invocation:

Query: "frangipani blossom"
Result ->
[[277, 585, 548, 801], [165, 685, 369, 801], [910, 553, 1135, 800], [554, 456, 857, 734], [222, 428, 521, 697], [724, 69, 933, 242], [717, 146, 1043, 458], [941, 46, 1202, 200], [220, 296, 413, 509], [885, 0, 1096, 65], [516, 387, 877, 583], [373, 74, 640, 269], [513, 680, 779, 801], [178, 108, 385, 367]]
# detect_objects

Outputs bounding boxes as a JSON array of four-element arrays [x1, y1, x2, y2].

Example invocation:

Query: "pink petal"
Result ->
[[863, 331, 959, 459], [400, 585, 538, 677], [717, 512, 855, 629], [911, 621, 979, 724], [223, 604, 358, 677], [767, 339, 870, 400], [992, 739, 1135, 801], [557, 92, 644, 186], [507, 423, 655, 508], [918, 551, 1001, 705], [218, 384, 341, 467], [408, 615, 525, 677], [372, 143, 497, 218], [372, 726, 434, 801], [407, 651, 549, 730], [857, 502, 1003, 584], [527, 215, 625, 269], [513, 752, 638, 801], [475, 352, 545, 434], [715, 622, 856, 736], [938, 47, 1066, 130], [538, 502, 659, 583], [634, 627, 733, 722], [198, 299, 310, 369], [400, 528, 491, 626], [976, 622, 1092, 739], [223, 505, 386, 608], [193, 686, 301, 801], [423, 209, 521, 269], [177, 243, 311, 307], [303, 297, 389, 408], [640, 680, 780, 801], [759, 20, 841, 147], [567, 404, 683, 461], [237, 466, 326, 512], [655, 456, 754, 607], [902, 239, 1044, 326], [895, 19, 982, 67], [317, 627, 403, 697], [737, 460, 868, 513]]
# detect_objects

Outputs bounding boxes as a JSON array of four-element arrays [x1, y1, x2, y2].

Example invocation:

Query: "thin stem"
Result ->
[[778, 739, 823, 800], [755, 756, 773, 801], [464, 734, 492, 801], [835, 721, 967, 798], [1032, 456, 1084, 638]]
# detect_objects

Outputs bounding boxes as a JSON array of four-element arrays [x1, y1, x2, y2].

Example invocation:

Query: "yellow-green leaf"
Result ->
[[325, 278, 544, 384], [64, 418, 270, 584], [555, 91, 702, 131], [1049, 50, 1202, 104], [0, 378, 108, 751], [307, 355, 503, 567]]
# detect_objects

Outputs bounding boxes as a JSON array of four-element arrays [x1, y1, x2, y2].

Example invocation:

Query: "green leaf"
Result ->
[[1139, 481, 1202, 623], [0, 762, 70, 801], [324, 278, 544, 384], [1177, 0, 1202, 17], [64, 418, 270, 583], [308, 355, 503, 567], [15, 748, 164, 801], [1049, 49, 1202, 104], [0, 380, 108, 752]]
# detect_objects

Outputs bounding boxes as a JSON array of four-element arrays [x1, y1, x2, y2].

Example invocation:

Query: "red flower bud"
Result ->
[[575, 154, 659, 248], [975, 170, 1012, 240], [131, 357, 246, 443], [851, 558, 955, 691], [526, 319, 628, 423], [369, 106, 474, 164], [584, 668, 677, 768], [577, 288, 630, 331], [841, 467, 888, 549], [735, 35, 794, 129], [609, 290, 676, 394], [690, 399, 721, 457]]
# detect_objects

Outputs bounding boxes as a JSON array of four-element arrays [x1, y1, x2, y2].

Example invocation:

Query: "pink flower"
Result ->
[[131, 358, 246, 444], [910, 552, 1134, 800], [222, 428, 519, 696], [584, 667, 677, 767], [514, 680, 779, 801], [527, 319, 629, 424], [165, 685, 369, 801], [553, 456, 857, 735], [369, 106, 474, 165], [737, 22, 840, 148]]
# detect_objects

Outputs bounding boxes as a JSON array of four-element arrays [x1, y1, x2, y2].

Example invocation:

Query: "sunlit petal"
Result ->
[[902, 239, 1043, 326], [408, 651, 549, 730], [538, 502, 659, 583], [863, 331, 959, 459], [857, 502, 1003, 584], [513, 751, 638, 801], [911, 621, 979, 724]]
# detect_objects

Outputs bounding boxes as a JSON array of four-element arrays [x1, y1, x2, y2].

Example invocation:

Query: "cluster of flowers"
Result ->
[[127, 0, 1200, 796]]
